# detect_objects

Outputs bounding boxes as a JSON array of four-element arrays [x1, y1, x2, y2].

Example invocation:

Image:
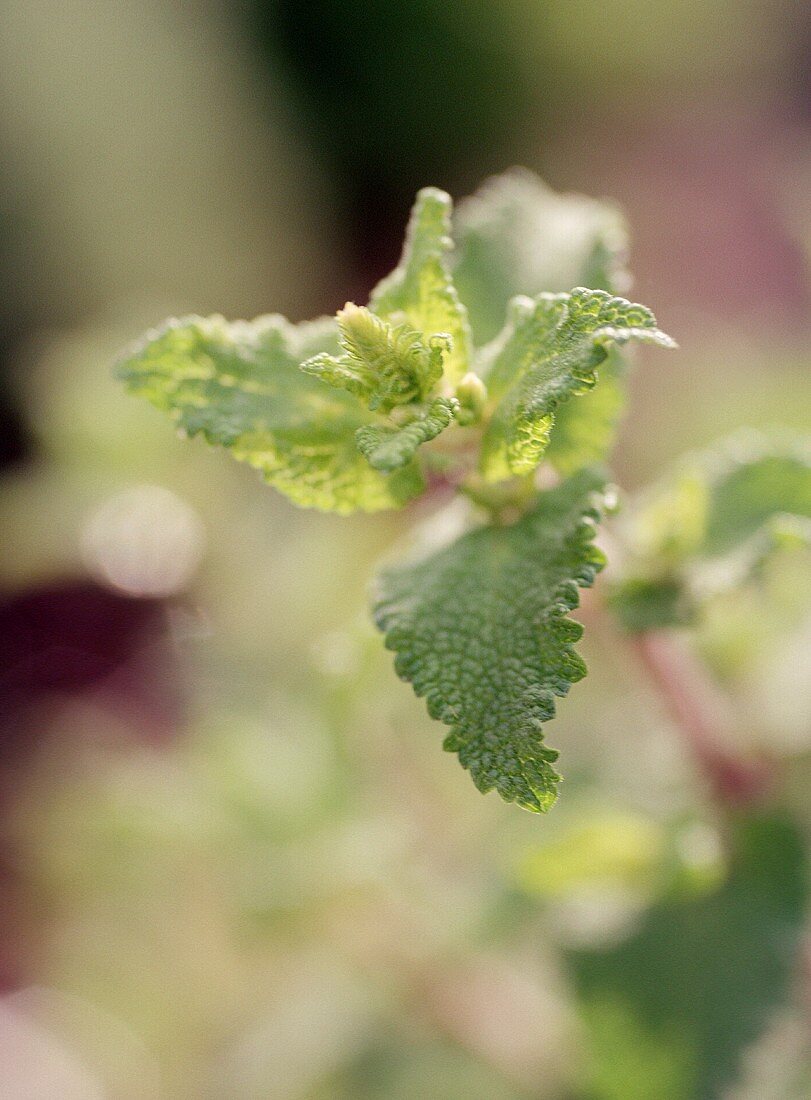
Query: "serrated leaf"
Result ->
[[614, 433, 811, 630], [301, 303, 447, 412], [355, 397, 458, 472], [453, 168, 630, 345], [479, 288, 675, 483], [570, 814, 808, 1099], [116, 314, 424, 514], [371, 187, 472, 387], [454, 171, 651, 474], [374, 470, 607, 812]]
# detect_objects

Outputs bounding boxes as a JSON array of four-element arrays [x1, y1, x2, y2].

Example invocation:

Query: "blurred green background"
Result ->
[[0, 2, 810, 1097]]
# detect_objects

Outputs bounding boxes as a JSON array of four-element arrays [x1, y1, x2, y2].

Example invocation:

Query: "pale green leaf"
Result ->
[[116, 314, 424, 514], [614, 432, 811, 630], [371, 187, 472, 386], [544, 347, 626, 475], [374, 470, 607, 812], [301, 303, 447, 412], [454, 168, 630, 345], [480, 288, 675, 483], [355, 397, 458, 472]]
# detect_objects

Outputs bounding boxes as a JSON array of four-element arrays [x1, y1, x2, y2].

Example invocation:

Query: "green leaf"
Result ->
[[301, 303, 447, 412], [544, 347, 626, 475], [570, 814, 808, 1099], [635, 434, 811, 562], [453, 168, 630, 345], [700, 442, 811, 556], [116, 313, 424, 514], [479, 288, 675, 483], [454, 172, 651, 474], [613, 433, 811, 630], [374, 470, 607, 812], [607, 576, 693, 634], [355, 397, 458, 472], [371, 187, 472, 387]]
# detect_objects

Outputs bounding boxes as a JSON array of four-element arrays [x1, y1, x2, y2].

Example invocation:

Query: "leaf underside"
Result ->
[[374, 470, 607, 812], [544, 346, 626, 475], [479, 288, 675, 482]]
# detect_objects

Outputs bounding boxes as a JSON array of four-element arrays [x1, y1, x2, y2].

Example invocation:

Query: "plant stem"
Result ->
[[630, 631, 774, 806]]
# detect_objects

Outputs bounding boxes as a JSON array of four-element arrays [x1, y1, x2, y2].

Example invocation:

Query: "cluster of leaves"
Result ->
[[117, 169, 678, 812]]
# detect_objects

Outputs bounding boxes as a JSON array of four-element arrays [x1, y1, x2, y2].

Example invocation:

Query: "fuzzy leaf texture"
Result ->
[[115, 314, 425, 514], [301, 303, 448, 413], [614, 432, 811, 631], [355, 397, 458, 472], [453, 170, 638, 475], [116, 174, 673, 511], [371, 187, 472, 387], [374, 470, 607, 812], [543, 347, 626, 475], [479, 288, 675, 483]]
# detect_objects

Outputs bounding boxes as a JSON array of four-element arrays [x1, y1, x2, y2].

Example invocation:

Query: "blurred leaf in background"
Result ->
[[570, 815, 809, 1099]]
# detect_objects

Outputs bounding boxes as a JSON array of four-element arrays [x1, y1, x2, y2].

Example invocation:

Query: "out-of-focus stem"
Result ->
[[630, 630, 774, 806]]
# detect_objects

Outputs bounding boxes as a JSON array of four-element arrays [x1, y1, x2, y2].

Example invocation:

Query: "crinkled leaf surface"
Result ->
[[479, 288, 675, 483], [544, 347, 626, 475], [301, 304, 447, 413], [570, 814, 808, 1100], [453, 168, 630, 345], [371, 187, 472, 387], [453, 169, 639, 476], [374, 470, 607, 812], [614, 433, 811, 630], [355, 397, 458, 472], [116, 314, 424, 514]]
